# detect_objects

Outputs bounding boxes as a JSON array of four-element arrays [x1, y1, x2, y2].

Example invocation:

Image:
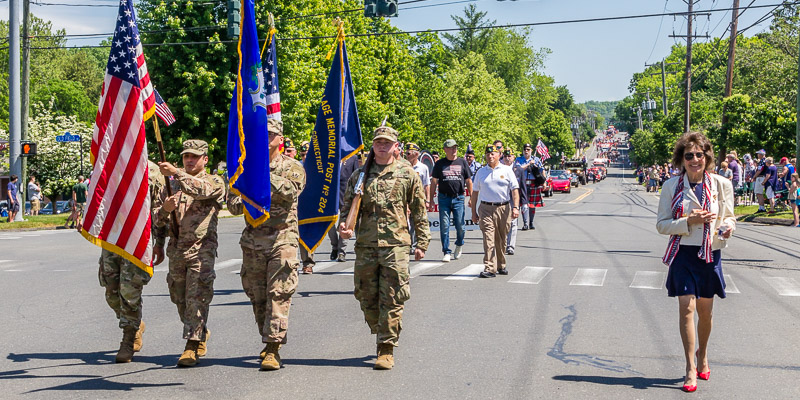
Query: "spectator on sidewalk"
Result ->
[[27, 175, 41, 216], [790, 172, 799, 227], [647, 165, 659, 192], [778, 157, 795, 192], [719, 161, 732, 181], [763, 157, 778, 214], [431, 139, 472, 262], [726, 154, 742, 190], [6, 174, 20, 223], [752, 149, 768, 212]]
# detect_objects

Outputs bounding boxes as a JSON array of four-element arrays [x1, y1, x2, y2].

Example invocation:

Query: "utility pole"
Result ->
[[670, 1, 709, 133], [8, 0, 23, 221], [21, 0, 30, 205], [646, 59, 680, 117], [718, 0, 740, 163]]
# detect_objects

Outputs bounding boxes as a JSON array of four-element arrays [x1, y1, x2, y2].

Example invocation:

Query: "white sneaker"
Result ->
[[442, 253, 452, 263], [453, 246, 462, 260]]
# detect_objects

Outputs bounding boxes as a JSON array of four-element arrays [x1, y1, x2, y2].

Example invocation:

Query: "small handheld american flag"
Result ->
[[153, 89, 176, 126], [536, 139, 551, 161]]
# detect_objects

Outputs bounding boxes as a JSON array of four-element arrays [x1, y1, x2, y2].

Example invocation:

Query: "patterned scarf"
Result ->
[[662, 172, 714, 266]]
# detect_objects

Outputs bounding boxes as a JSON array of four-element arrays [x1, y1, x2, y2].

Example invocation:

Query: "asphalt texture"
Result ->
[[1, 144, 799, 399]]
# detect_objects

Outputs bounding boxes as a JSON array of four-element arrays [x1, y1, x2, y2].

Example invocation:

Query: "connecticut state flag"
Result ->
[[226, 0, 271, 227], [298, 25, 363, 253]]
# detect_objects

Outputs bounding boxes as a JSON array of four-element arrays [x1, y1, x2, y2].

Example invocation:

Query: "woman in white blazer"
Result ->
[[656, 132, 736, 393]]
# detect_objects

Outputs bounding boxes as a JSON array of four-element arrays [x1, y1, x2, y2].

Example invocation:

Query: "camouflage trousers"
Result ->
[[166, 247, 216, 341], [98, 249, 151, 330], [353, 245, 411, 346], [241, 244, 299, 344]]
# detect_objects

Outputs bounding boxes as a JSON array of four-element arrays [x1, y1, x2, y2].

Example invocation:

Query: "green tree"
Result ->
[[441, 4, 495, 57], [537, 109, 574, 162]]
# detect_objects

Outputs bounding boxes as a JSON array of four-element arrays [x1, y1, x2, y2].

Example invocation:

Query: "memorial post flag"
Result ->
[[82, 0, 156, 276], [226, 0, 271, 227], [298, 25, 364, 253], [536, 139, 551, 160], [154, 89, 176, 126]]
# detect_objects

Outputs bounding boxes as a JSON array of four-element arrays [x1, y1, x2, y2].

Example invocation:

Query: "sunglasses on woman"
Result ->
[[683, 152, 705, 161]]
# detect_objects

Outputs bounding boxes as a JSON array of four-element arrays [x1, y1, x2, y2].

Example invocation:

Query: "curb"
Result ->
[[750, 217, 796, 226]]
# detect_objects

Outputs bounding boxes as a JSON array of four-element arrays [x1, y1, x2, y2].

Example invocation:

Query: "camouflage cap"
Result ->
[[181, 139, 208, 156], [406, 142, 420, 152], [373, 126, 398, 142], [268, 118, 283, 135]]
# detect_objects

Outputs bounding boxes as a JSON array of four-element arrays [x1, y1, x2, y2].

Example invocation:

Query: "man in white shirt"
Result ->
[[406, 143, 430, 250], [470, 143, 520, 278]]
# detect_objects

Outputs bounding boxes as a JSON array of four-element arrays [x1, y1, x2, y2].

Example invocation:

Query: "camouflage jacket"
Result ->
[[227, 154, 306, 250], [153, 169, 225, 253], [340, 158, 430, 251], [147, 160, 168, 248]]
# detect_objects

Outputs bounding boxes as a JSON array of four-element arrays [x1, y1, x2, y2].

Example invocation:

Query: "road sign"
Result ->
[[56, 132, 81, 143]]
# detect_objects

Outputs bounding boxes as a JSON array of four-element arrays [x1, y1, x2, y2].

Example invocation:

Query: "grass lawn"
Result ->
[[0, 214, 71, 230], [734, 205, 795, 221]]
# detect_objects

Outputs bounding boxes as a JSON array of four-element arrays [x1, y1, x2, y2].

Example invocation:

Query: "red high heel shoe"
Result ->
[[695, 350, 710, 380], [682, 384, 697, 393]]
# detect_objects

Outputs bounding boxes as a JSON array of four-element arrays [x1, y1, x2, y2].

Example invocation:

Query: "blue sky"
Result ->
[[2, 0, 778, 102]]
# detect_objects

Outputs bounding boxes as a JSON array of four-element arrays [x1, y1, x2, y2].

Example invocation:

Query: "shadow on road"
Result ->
[[283, 355, 373, 368], [551, 375, 683, 390], [297, 290, 354, 298]]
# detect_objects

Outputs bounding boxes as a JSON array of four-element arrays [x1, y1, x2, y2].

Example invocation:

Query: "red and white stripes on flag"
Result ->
[[154, 89, 176, 126], [83, 0, 156, 276], [536, 139, 551, 160]]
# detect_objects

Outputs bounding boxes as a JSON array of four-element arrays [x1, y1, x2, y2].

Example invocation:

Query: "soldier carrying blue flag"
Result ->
[[225, 6, 305, 371]]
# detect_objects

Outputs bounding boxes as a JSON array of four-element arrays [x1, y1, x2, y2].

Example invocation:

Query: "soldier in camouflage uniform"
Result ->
[[339, 125, 430, 370], [100, 160, 167, 363], [227, 119, 305, 371], [154, 139, 225, 367]]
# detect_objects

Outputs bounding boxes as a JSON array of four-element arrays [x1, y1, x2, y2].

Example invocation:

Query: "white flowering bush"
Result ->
[[27, 100, 93, 201]]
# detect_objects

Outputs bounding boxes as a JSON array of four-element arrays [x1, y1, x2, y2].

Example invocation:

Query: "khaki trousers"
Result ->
[[478, 203, 512, 273]]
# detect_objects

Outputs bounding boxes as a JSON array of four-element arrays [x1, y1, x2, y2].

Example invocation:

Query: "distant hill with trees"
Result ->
[[581, 100, 620, 121]]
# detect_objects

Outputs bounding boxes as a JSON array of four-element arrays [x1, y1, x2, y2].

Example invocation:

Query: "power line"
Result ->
[[27, 1, 798, 50], [646, 0, 671, 64]]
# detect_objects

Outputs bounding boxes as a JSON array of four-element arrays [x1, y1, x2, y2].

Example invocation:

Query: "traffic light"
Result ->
[[227, 0, 241, 40], [364, 0, 398, 18], [20, 141, 37, 157]]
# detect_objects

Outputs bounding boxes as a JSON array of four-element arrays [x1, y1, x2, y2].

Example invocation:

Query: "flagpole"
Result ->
[[152, 117, 180, 239]]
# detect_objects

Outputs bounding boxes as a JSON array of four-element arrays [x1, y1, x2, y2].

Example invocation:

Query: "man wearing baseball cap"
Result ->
[[430, 139, 472, 262], [155, 139, 226, 367], [405, 143, 430, 251]]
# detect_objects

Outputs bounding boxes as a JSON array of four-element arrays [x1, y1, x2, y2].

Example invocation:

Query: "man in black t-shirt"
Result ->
[[430, 139, 473, 262]]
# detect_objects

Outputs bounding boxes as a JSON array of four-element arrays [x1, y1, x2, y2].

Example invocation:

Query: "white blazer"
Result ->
[[656, 173, 736, 250]]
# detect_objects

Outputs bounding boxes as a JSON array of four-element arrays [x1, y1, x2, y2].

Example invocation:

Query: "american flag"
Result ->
[[83, 0, 156, 275], [263, 31, 281, 120], [154, 89, 176, 126], [536, 139, 551, 161]]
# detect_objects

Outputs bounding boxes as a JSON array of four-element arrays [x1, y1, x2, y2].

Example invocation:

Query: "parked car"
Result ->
[[550, 171, 572, 194], [40, 200, 71, 215]]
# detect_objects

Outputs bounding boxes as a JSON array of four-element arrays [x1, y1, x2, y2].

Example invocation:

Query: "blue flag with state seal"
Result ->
[[226, 0, 271, 227], [298, 24, 364, 253]]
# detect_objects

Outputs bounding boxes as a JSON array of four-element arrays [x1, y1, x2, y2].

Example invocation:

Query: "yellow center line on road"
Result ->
[[568, 188, 594, 204]]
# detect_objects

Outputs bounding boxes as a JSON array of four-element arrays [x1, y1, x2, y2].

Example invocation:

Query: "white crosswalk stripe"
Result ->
[[763, 277, 800, 296], [410, 262, 444, 278], [215, 258, 243, 270], [311, 261, 342, 272], [629, 271, 665, 290], [444, 264, 485, 281], [570, 268, 607, 286], [509, 267, 552, 284], [723, 274, 740, 294], [334, 267, 355, 276]]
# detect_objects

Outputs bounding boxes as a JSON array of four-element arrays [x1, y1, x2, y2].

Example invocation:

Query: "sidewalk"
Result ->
[[735, 205, 797, 227]]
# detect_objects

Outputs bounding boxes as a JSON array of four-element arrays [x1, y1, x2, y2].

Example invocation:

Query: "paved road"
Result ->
[[2, 154, 800, 399]]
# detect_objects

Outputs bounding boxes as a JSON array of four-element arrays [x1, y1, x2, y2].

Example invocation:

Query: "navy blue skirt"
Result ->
[[666, 245, 726, 299]]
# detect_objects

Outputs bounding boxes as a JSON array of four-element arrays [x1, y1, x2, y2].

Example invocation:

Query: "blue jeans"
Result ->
[[438, 194, 466, 255]]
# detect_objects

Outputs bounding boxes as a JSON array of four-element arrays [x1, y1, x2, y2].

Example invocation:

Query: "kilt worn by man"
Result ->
[[154, 139, 225, 367], [339, 125, 430, 370], [100, 160, 166, 363], [227, 119, 306, 371]]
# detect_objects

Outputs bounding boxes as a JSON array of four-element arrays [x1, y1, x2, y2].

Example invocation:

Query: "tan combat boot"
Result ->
[[177, 340, 201, 367], [197, 328, 210, 357], [260, 343, 281, 371], [132, 321, 146, 352], [374, 343, 394, 370], [115, 327, 137, 363], [259, 343, 281, 361]]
